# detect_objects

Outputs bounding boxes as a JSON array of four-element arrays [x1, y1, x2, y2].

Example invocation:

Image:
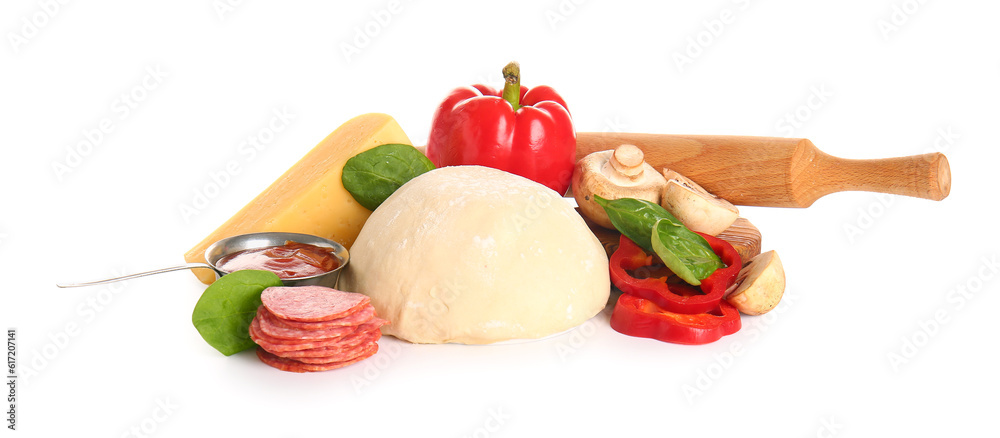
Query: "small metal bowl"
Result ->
[[205, 232, 349, 287], [57, 232, 349, 288]]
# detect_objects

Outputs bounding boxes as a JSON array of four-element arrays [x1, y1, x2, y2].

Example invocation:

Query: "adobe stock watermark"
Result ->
[[409, 278, 464, 338], [600, 115, 627, 134], [177, 107, 295, 224], [671, 0, 752, 73], [340, 0, 407, 64], [212, 0, 246, 21], [354, 278, 463, 393], [544, 0, 587, 31], [21, 272, 129, 385], [350, 342, 402, 394], [51, 65, 169, 183], [842, 126, 959, 244], [510, 193, 557, 233], [7, 0, 70, 54], [471, 70, 504, 89], [877, 0, 929, 41], [681, 290, 797, 405], [809, 416, 844, 438], [554, 318, 599, 362], [8, 328, 17, 431], [887, 254, 997, 372], [120, 397, 179, 438], [773, 85, 834, 137], [460, 407, 510, 438]]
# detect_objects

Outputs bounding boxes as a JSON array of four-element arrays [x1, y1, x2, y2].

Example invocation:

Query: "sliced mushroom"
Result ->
[[572, 144, 666, 229], [660, 169, 739, 236], [725, 250, 785, 315]]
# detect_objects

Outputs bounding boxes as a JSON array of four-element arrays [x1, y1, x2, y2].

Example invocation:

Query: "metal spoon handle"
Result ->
[[56, 263, 218, 288]]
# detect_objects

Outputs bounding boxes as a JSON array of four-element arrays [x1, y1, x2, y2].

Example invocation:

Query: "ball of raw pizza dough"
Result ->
[[340, 165, 610, 344]]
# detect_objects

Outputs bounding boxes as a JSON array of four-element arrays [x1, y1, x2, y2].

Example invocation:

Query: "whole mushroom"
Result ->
[[572, 144, 667, 229]]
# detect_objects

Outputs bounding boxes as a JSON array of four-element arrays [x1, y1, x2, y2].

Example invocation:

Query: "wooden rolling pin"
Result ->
[[575, 133, 951, 207]]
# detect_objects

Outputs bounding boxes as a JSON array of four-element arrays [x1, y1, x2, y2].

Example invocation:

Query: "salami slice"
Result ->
[[256, 307, 358, 340], [267, 306, 375, 330], [261, 286, 370, 322], [250, 317, 384, 352], [276, 331, 382, 359], [292, 340, 378, 364], [250, 286, 388, 372], [256, 343, 378, 373]]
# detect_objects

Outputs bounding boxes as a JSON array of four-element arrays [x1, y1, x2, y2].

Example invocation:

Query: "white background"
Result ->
[[2, 0, 998, 436]]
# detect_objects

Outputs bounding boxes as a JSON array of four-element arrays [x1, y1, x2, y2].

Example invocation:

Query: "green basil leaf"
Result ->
[[651, 219, 724, 285], [593, 195, 724, 285], [191, 270, 283, 356], [342, 143, 436, 211], [593, 195, 682, 254]]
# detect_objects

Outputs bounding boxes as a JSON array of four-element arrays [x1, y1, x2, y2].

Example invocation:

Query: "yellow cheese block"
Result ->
[[184, 113, 412, 284]]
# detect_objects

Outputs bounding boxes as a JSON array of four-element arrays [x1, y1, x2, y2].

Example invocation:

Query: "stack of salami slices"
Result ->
[[249, 286, 387, 373]]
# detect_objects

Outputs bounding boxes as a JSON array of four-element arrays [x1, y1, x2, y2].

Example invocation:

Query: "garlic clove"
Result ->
[[725, 250, 785, 315]]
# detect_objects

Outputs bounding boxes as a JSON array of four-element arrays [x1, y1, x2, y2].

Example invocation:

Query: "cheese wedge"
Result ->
[[184, 113, 412, 284]]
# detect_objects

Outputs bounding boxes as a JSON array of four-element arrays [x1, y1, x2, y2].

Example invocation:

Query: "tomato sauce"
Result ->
[[216, 241, 340, 279]]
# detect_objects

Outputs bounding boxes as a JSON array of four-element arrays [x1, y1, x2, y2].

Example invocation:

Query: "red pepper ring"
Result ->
[[610, 293, 742, 345], [609, 233, 742, 315]]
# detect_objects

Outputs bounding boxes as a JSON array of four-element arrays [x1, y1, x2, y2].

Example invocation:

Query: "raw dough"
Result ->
[[340, 165, 610, 344]]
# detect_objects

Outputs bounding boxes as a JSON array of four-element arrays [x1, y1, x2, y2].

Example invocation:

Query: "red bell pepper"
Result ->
[[609, 233, 742, 315], [610, 293, 742, 345], [425, 62, 576, 195]]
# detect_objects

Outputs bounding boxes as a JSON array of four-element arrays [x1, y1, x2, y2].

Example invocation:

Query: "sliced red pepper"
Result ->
[[610, 293, 742, 345], [609, 233, 742, 315]]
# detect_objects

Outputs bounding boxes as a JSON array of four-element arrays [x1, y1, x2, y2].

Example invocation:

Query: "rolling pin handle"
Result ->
[[810, 150, 951, 204]]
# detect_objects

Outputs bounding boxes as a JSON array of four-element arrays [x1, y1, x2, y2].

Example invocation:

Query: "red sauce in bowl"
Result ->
[[216, 241, 341, 279]]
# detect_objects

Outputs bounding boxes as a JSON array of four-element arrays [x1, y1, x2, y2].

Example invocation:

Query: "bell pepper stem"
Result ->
[[501, 61, 521, 111]]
